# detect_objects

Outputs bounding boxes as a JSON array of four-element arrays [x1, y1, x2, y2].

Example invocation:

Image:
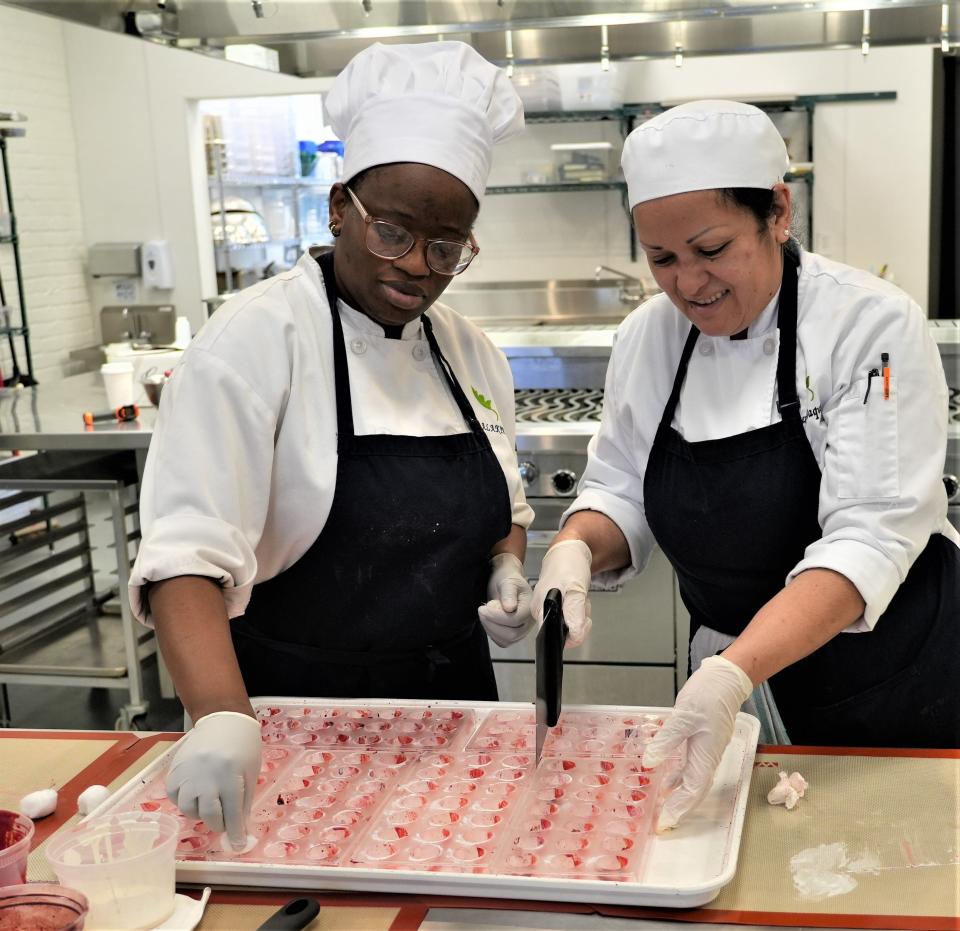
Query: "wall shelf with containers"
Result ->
[[485, 92, 896, 262], [200, 95, 338, 299]]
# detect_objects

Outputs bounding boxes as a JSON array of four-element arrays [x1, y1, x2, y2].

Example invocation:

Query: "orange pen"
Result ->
[[881, 352, 890, 400]]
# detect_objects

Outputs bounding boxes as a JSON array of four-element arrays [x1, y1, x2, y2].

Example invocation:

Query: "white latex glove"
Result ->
[[530, 539, 593, 648], [478, 553, 535, 647], [165, 711, 261, 849], [643, 655, 754, 831]]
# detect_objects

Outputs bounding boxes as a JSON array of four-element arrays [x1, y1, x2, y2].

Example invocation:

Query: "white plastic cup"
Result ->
[[45, 810, 179, 930], [100, 361, 135, 410]]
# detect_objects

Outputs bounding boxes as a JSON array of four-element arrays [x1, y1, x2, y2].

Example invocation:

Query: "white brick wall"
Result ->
[[0, 5, 96, 384]]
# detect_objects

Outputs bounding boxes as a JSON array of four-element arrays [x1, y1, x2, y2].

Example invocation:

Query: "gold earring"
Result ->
[[328, 220, 341, 237]]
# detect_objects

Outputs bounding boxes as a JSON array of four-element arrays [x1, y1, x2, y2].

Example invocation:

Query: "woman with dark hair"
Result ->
[[532, 100, 959, 830], [130, 42, 535, 846]]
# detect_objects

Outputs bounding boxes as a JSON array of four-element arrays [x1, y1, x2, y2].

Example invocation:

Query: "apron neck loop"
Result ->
[[657, 243, 803, 433], [316, 250, 485, 441]]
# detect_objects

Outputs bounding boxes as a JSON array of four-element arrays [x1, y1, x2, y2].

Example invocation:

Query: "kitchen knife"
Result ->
[[535, 588, 568, 767], [255, 897, 321, 931]]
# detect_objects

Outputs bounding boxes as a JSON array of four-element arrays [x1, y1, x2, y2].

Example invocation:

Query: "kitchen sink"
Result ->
[[442, 277, 648, 325]]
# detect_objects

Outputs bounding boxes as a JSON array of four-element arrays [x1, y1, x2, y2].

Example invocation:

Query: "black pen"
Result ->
[[863, 368, 879, 404]]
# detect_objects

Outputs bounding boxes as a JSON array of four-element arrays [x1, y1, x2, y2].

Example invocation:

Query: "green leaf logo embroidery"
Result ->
[[804, 374, 816, 402], [471, 386, 500, 421]]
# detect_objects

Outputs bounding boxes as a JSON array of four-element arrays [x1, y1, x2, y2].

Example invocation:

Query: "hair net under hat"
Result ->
[[622, 100, 789, 209], [325, 41, 524, 204]]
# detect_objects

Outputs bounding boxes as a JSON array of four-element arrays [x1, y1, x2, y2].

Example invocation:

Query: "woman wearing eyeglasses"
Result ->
[[130, 42, 534, 846]]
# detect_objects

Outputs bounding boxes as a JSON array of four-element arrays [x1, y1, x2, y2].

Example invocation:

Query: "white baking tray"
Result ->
[[89, 699, 759, 909]]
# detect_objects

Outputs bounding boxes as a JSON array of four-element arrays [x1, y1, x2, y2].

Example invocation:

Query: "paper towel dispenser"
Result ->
[[88, 242, 142, 278]]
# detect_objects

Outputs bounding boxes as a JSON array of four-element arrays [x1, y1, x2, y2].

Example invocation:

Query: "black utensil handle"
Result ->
[[255, 897, 321, 930]]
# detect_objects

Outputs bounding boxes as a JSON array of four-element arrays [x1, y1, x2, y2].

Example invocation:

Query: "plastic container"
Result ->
[[299, 140, 318, 178], [100, 361, 135, 410], [315, 140, 344, 183], [551, 143, 615, 184], [556, 62, 626, 111], [0, 811, 34, 888], [511, 68, 563, 112], [0, 883, 88, 930], [46, 811, 179, 930]]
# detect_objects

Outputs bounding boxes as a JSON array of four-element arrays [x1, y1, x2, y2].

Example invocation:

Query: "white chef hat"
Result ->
[[325, 41, 524, 204], [622, 100, 789, 208]]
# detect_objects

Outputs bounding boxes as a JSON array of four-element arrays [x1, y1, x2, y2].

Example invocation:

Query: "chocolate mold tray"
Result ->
[[467, 707, 668, 757], [90, 699, 759, 909]]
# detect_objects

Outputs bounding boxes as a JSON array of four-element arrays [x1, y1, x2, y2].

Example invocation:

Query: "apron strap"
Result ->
[[420, 313, 486, 436], [657, 325, 700, 435], [316, 250, 357, 445], [775, 244, 802, 419]]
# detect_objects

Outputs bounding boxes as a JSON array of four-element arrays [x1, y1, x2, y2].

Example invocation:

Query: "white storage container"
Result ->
[[557, 63, 626, 111], [512, 68, 563, 112]]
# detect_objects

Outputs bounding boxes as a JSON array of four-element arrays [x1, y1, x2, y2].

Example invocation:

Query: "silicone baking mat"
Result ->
[[88, 699, 760, 909], [698, 747, 960, 925]]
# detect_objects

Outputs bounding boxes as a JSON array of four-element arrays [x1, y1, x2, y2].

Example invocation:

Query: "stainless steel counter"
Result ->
[[0, 372, 157, 453]]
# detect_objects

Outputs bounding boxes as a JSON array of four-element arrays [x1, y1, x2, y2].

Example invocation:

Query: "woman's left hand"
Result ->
[[478, 553, 535, 647]]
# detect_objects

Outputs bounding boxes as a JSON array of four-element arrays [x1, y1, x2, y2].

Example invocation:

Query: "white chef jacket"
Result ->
[[130, 249, 534, 625], [565, 248, 959, 629]]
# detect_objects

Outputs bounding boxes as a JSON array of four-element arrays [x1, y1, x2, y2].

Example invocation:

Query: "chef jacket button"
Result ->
[[412, 342, 429, 361], [350, 338, 367, 355], [699, 342, 714, 356], [763, 338, 776, 355]]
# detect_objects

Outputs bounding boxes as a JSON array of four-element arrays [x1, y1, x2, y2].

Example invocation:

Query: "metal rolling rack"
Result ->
[[0, 109, 36, 386], [0, 450, 154, 729]]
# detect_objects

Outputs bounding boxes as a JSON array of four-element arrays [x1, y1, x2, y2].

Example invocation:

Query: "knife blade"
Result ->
[[535, 587, 568, 767]]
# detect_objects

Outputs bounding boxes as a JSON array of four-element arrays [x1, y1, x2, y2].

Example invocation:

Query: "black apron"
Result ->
[[643, 248, 960, 748], [232, 250, 512, 701]]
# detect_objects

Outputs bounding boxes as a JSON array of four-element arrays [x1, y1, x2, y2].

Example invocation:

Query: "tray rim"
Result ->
[[81, 699, 760, 909]]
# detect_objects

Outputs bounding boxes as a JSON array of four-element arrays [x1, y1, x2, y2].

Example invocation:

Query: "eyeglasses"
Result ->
[[346, 187, 479, 276]]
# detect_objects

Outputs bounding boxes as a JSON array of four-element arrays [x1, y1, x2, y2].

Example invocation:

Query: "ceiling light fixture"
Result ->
[[251, 0, 264, 17], [861, 9, 870, 56], [942, 3, 951, 52], [675, 43, 683, 68], [600, 24, 610, 72], [505, 29, 515, 78]]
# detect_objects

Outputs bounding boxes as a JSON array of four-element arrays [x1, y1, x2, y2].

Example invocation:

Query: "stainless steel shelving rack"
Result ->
[[0, 110, 35, 386], [484, 92, 897, 262], [0, 450, 152, 730]]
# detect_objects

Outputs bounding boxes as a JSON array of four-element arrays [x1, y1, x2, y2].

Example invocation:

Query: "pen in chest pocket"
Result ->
[[863, 368, 880, 404], [881, 352, 891, 399]]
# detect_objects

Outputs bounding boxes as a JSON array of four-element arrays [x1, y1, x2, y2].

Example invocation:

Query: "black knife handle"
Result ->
[[255, 897, 321, 930], [541, 588, 568, 727]]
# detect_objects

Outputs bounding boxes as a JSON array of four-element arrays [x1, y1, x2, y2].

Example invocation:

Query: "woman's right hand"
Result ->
[[165, 711, 262, 850], [531, 540, 594, 647]]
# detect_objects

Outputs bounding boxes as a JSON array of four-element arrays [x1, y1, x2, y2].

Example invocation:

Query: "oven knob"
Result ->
[[518, 460, 539, 487], [944, 474, 960, 502], [551, 469, 577, 494]]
